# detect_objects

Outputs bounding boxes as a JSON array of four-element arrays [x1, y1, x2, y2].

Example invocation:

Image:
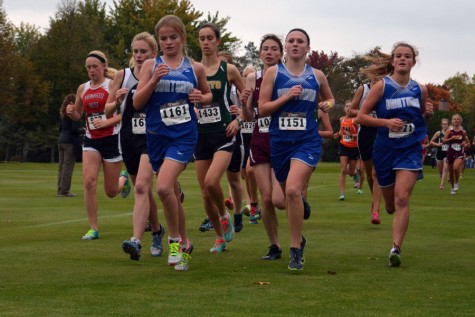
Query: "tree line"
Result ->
[[1, 0, 474, 162]]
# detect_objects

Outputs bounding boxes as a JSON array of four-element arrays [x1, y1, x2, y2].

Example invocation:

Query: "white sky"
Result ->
[[4, 0, 475, 85]]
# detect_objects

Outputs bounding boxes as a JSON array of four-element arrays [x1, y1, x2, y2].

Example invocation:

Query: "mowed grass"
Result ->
[[0, 162, 474, 316]]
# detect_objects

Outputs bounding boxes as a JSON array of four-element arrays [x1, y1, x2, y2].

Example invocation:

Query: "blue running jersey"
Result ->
[[374, 76, 426, 149], [145, 57, 198, 139], [269, 63, 322, 144]]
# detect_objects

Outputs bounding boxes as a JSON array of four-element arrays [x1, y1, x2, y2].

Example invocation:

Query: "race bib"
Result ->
[[87, 112, 107, 130], [160, 101, 191, 126], [441, 144, 449, 151], [279, 112, 306, 131], [369, 111, 378, 118], [451, 143, 462, 151], [388, 121, 415, 138], [132, 113, 146, 134], [258, 116, 271, 133], [198, 102, 221, 124], [241, 121, 256, 134], [343, 134, 353, 142]]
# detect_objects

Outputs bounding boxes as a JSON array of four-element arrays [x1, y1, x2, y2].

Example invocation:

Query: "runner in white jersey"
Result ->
[[104, 32, 166, 262]]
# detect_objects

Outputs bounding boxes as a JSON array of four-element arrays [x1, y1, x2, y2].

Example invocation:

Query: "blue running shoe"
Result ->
[[120, 170, 131, 198], [262, 244, 282, 260], [150, 225, 165, 257], [234, 213, 243, 233], [220, 213, 235, 242], [199, 217, 213, 232], [288, 247, 303, 271], [122, 239, 141, 261]]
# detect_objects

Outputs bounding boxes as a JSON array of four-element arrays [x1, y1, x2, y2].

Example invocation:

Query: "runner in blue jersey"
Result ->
[[259, 28, 334, 271], [357, 42, 434, 267], [133, 15, 212, 271]]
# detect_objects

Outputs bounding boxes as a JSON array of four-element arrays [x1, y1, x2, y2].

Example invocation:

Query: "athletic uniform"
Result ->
[[436, 130, 449, 161], [82, 78, 122, 162], [445, 129, 466, 164], [357, 84, 378, 161], [194, 60, 237, 161], [338, 116, 359, 160], [145, 57, 198, 172], [119, 68, 146, 175], [249, 70, 272, 167], [372, 76, 426, 187], [269, 64, 322, 183]]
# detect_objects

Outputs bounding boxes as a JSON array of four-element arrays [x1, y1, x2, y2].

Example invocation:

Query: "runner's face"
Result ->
[[285, 31, 309, 59], [132, 40, 155, 68], [260, 39, 282, 67], [199, 27, 220, 56], [157, 26, 183, 57], [391, 46, 415, 74], [85, 57, 105, 82]]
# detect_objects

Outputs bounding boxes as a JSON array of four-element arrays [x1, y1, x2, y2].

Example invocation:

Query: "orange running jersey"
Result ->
[[339, 116, 358, 148]]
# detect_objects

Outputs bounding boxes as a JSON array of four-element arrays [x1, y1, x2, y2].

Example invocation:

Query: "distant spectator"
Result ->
[[57, 94, 82, 197]]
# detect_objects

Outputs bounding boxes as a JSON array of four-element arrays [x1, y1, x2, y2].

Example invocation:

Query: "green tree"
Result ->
[[13, 22, 42, 57], [107, 0, 236, 65]]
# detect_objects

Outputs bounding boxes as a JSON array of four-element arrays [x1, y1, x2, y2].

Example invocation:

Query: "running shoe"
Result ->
[[249, 206, 259, 224], [150, 225, 165, 257], [209, 238, 227, 253], [451, 189, 456, 195], [371, 212, 381, 225], [262, 244, 282, 260], [82, 229, 99, 240], [174, 252, 191, 271], [224, 197, 234, 210], [389, 246, 401, 267], [357, 189, 364, 195], [241, 204, 251, 217], [220, 213, 235, 242], [288, 247, 303, 271], [234, 213, 243, 233], [339, 193, 345, 201], [120, 170, 131, 198], [168, 241, 182, 266], [302, 196, 311, 220], [122, 238, 141, 261], [454, 183, 459, 192], [353, 182, 360, 189], [199, 217, 214, 232], [181, 240, 194, 255]]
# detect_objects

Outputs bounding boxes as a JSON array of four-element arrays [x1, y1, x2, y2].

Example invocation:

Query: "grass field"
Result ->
[[1, 162, 474, 316]]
